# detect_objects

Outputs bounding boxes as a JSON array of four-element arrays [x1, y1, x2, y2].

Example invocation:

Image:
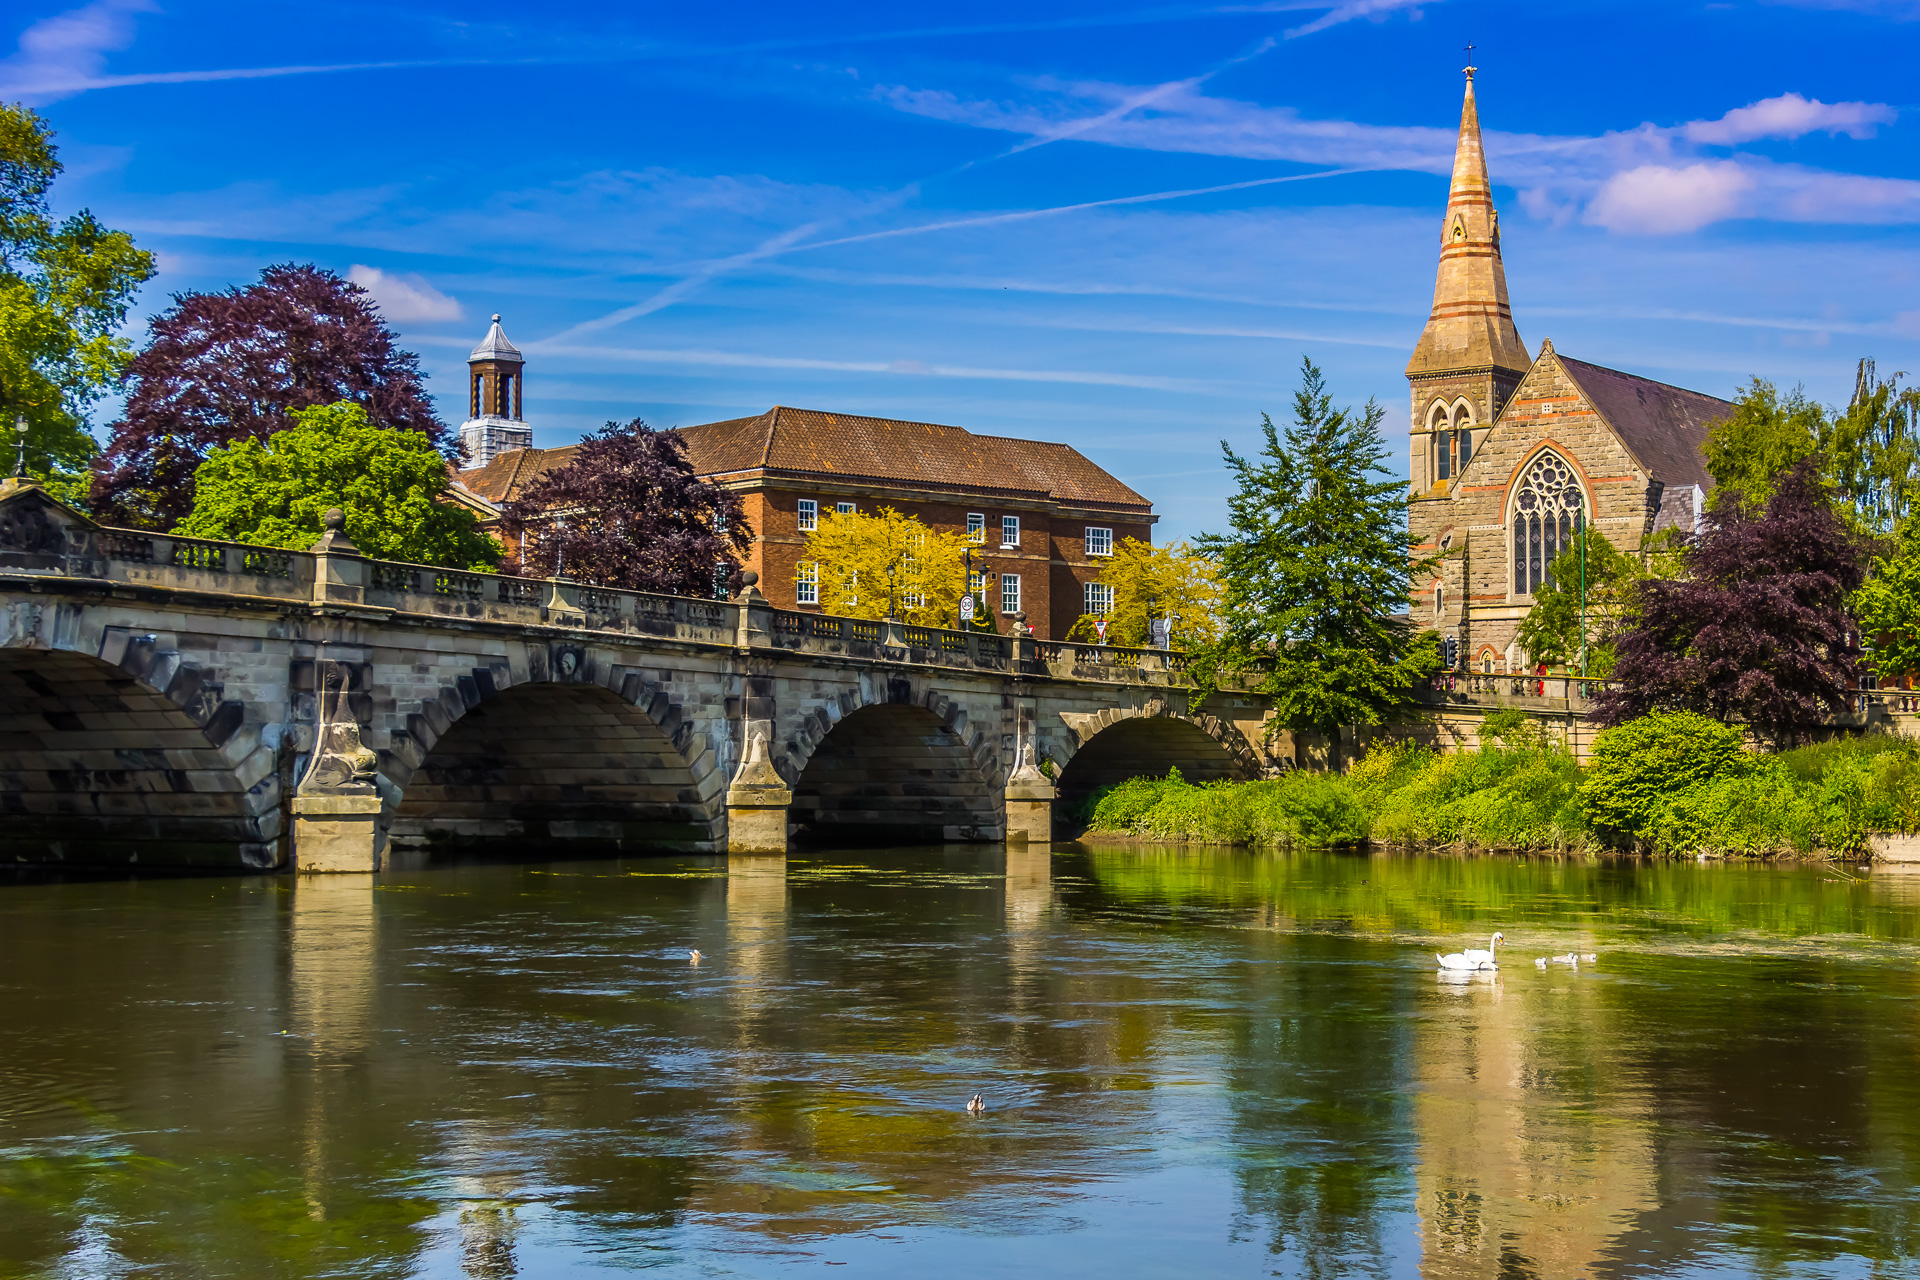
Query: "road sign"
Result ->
[[959, 594, 975, 622], [1095, 618, 1108, 642], [1149, 617, 1170, 647]]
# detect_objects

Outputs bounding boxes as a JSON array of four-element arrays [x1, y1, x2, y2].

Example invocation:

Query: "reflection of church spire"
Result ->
[[1406, 70, 1530, 380]]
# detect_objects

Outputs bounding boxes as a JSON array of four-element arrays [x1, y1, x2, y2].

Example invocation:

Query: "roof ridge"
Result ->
[[1556, 353, 1734, 407]]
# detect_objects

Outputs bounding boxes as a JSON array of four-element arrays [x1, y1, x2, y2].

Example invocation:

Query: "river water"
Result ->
[[4, 846, 1920, 1278]]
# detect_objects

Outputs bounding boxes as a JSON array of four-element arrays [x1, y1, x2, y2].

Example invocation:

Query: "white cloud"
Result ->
[[1584, 163, 1757, 234], [878, 74, 1915, 236], [347, 266, 463, 323], [1284, 0, 1430, 38], [1682, 92, 1896, 145], [0, 0, 151, 105]]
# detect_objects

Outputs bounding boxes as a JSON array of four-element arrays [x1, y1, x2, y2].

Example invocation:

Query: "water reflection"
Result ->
[[4, 848, 1920, 1276]]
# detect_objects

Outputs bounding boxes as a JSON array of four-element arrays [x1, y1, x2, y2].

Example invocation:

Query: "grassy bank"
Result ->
[[1080, 712, 1920, 859]]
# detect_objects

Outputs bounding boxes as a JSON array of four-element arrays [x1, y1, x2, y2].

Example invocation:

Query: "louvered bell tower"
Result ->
[[458, 314, 532, 468]]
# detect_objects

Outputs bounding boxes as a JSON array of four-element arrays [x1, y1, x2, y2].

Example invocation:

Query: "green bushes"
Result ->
[[1580, 711, 1752, 843], [1080, 715, 1920, 859]]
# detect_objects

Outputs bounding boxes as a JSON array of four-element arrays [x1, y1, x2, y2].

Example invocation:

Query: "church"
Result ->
[[1406, 69, 1733, 674]]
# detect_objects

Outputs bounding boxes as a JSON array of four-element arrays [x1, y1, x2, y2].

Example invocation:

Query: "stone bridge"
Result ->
[[0, 480, 1278, 872]]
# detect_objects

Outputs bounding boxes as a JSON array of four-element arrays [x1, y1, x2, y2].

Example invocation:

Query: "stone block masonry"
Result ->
[[0, 486, 1280, 871]]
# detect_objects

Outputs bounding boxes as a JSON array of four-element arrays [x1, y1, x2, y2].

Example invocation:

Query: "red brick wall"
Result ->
[[728, 484, 1151, 640]]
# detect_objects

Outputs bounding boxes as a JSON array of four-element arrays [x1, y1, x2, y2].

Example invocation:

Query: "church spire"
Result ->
[[1405, 71, 1529, 379]]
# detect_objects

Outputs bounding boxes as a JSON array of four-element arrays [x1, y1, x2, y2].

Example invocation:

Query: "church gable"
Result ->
[[1453, 342, 1641, 501]]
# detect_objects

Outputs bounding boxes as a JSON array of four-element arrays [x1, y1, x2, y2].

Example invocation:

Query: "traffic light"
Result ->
[[1443, 635, 1459, 668]]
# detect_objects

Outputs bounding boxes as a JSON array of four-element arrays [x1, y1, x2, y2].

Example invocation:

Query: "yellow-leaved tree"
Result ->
[[800, 506, 971, 626], [1064, 538, 1221, 648]]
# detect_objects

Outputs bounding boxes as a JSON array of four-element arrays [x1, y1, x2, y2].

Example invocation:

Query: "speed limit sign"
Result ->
[[959, 595, 975, 622]]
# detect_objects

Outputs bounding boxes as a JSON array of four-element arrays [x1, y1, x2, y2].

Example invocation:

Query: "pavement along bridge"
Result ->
[[0, 479, 1278, 872]]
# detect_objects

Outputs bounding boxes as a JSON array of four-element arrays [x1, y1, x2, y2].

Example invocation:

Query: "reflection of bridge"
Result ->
[[0, 481, 1276, 871]]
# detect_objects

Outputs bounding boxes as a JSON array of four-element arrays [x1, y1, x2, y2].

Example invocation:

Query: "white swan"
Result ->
[[1437, 933, 1502, 970]]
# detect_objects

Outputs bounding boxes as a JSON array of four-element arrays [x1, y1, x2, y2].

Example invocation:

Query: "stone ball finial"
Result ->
[[740, 570, 759, 587], [491, 313, 502, 323], [1015, 610, 1027, 622], [323, 508, 345, 531]]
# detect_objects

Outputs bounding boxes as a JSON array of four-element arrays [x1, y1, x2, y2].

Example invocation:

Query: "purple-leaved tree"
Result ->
[[1592, 458, 1867, 744], [91, 264, 450, 529], [498, 419, 750, 596]]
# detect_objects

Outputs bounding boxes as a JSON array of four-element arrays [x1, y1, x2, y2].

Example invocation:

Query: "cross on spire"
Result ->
[[1464, 40, 1477, 80]]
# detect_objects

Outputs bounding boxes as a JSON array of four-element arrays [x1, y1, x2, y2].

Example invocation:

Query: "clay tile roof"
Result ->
[[676, 406, 1152, 511], [455, 406, 1153, 513], [457, 441, 580, 504], [1557, 355, 1732, 492]]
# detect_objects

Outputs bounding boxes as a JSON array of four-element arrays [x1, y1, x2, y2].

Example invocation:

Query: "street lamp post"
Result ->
[[12, 413, 25, 478]]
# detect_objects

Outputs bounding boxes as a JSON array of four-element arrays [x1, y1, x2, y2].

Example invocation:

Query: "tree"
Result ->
[[1852, 512, 1920, 685], [497, 418, 749, 596], [1195, 357, 1440, 737], [174, 402, 499, 569], [1063, 537, 1220, 648], [0, 103, 155, 498], [90, 263, 449, 529], [1825, 358, 1920, 535], [1513, 526, 1639, 674], [1701, 377, 1824, 515], [1592, 458, 1867, 744], [800, 505, 970, 626]]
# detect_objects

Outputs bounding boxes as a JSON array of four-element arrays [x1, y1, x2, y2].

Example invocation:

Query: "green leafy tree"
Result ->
[[174, 401, 499, 568], [1702, 377, 1825, 515], [1855, 512, 1920, 685], [1513, 526, 1640, 674], [1063, 537, 1220, 648], [1195, 357, 1440, 738], [1826, 358, 1920, 535], [0, 103, 155, 497], [800, 505, 970, 626]]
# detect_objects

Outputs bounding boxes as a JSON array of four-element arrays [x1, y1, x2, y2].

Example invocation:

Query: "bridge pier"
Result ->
[[292, 794, 385, 872], [726, 729, 793, 854], [1002, 740, 1056, 846]]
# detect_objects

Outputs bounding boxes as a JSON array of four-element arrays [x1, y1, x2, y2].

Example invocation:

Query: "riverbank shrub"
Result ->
[[1080, 718, 1920, 858]]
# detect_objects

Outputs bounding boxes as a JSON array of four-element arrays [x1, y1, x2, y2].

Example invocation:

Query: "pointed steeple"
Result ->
[[1406, 71, 1529, 378]]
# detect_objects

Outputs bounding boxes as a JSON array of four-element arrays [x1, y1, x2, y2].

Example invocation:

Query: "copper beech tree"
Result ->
[[1592, 458, 1867, 745], [498, 418, 751, 596], [90, 264, 450, 528]]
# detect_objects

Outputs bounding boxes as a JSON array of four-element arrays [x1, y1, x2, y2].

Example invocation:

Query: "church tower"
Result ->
[[459, 314, 532, 468], [1406, 65, 1530, 497]]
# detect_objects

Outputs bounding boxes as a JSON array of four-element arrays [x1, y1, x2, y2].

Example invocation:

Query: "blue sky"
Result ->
[[7, 0, 1918, 541]]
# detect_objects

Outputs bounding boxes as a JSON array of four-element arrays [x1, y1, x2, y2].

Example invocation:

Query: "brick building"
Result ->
[[1408, 68, 1733, 672], [453, 351, 1155, 640]]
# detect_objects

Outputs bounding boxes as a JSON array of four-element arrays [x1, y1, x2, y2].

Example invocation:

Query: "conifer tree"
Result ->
[[1195, 357, 1439, 737]]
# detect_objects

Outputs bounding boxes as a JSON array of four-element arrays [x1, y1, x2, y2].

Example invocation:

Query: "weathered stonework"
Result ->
[[1406, 78, 1732, 671], [0, 492, 1279, 871]]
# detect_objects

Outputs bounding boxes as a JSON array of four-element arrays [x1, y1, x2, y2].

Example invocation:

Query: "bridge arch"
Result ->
[[781, 680, 1003, 846], [0, 641, 280, 869], [380, 656, 725, 857], [1050, 705, 1261, 819]]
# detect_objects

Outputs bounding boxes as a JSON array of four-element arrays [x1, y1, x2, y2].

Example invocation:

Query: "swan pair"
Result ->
[[1437, 932, 1503, 971]]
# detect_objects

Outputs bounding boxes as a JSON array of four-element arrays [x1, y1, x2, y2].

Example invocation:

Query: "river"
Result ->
[[3, 845, 1918, 1278]]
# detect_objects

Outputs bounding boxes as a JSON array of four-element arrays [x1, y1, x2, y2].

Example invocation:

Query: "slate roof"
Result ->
[[459, 405, 1153, 513], [1557, 355, 1732, 491], [469, 315, 523, 364]]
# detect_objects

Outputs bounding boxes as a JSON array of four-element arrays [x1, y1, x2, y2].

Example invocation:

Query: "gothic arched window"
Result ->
[[1510, 451, 1585, 596], [1451, 401, 1476, 470]]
